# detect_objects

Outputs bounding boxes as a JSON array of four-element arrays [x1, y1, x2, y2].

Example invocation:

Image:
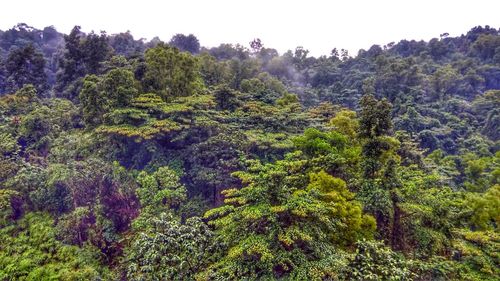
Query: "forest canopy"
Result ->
[[0, 23, 499, 280]]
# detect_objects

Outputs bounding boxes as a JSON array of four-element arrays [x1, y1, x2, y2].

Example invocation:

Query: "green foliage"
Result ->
[[204, 157, 375, 279], [100, 68, 139, 107], [467, 184, 500, 230], [142, 43, 202, 99], [184, 132, 246, 204], [240, 72, 287, 104], [169, 33, 200, 54], [0, 189, 22, 227], [214, 83, 241, 111], [0, 86, 37, 117], [126, 213, 222, 280], [96, 93, 184, 141], [55, 26, 112, 99], [1, 24, 499, 280], [473, 90, 500, 141], [80, 68, 138, 127], [198, 52, 231, 86], [345, 239, 415, 280], [0, 131, 19, 156], [15, 84, 37, 100], [136, 166, 187, 216], [359, 94, 393, 139], [471, 34, 500, 61], [244, 129, 294, 160], [449, 229, 500, 279], [19, 99, 79, 152], [293, 128, 348, 157], [0, 213, 112, 280], [4, 44, 47, 93], [330, 109, 359, 139]]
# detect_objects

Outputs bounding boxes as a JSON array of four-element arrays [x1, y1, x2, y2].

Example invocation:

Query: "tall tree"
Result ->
[[79, 68, 138, 127], [4, 44, 47, 94], [56, 27, 111, 99], [55, 26, 85, 94], [169, 33, 200, 54], [142, 43, 202, 100], [358, 95, 406, 250], [204, 157, 375, 279]]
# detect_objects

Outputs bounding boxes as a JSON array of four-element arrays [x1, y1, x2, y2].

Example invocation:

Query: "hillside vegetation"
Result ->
[[0, 24, 499, 280]]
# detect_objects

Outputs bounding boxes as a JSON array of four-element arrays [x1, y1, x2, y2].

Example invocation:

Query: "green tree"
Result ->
[[79, 75, 107, 127], [345, 239, 414, 280], [359, 94, 393, 139], [214, 83, 240, 111], [136, 166, 186, 217], [55, 26, 86, 95], [0, 213, 112, 280], [357, 95, 407, 250], [204, 156, 375, 279], [329, 109, 359, 139], [4, 44, 47, 93], [169, 33, 200, 54], [142, 43, 202, 99], [198, 52, 231, 86], [240, 72, 286, 104], [126, 213, 222, 281], [79, 68, 138, 127], [81, 31, 111, 74], [55, 27, 111, 99]]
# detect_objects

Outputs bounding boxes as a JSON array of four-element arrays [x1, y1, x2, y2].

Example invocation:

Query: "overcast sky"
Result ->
[[1, 0, 499, 56]]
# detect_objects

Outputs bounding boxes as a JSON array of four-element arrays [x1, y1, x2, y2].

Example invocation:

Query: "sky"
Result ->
[[1, 0, 499, 56]]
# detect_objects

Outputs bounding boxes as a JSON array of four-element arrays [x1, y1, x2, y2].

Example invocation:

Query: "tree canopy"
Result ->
[[0, 23, 499, 280]]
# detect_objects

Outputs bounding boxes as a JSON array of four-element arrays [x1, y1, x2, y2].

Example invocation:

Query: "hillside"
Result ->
[[0, 23, 499, 280]]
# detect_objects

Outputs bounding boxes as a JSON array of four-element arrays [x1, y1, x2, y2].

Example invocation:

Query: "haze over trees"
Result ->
[[0, 23, 499, 280]]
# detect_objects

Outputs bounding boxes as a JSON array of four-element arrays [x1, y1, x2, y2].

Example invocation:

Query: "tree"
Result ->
[[359, 94, 396, 180], [100, 68, 138, 107], [0, 189, 22, 226], [55, 26, 85, 95], [357, 95, 405, 249], [471, 34, 500, 61], [81, 31, 111, 74], [126, 213, 222, 280], [79, 68, 138, 127], [79, 75, 107, 127], [136, 166, 186, 216], [16, 98, 79, 154], [249, 38, 263, 54], [345, 239, 414, 280], [142, 43, 202, 99], [204, 157, 375, 279], [15, 83, 37, 100], [185, 133, 245, 205], [209, 43, 250, 60], [4, 44, 47, 93], [467, 184, 500, 230], [240, 72, 287, 104], [292, 46, 310, 70], [330, 109, 359, 139], [359, 94, 393, 139], [55, 27, 111, 99], [214, 83, 240, 111], [293, 128, 349, 158], [198, 52, 231, 86], [110, 31, 144, 57], [0, 213, 113, 280], [169, 33, 200, 54]]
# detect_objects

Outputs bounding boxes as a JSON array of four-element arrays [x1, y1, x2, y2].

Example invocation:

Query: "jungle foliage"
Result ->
[[0, 23, 499, 280]]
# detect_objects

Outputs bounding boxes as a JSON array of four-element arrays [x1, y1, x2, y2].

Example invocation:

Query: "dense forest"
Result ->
[[0, 23, 499, 280]]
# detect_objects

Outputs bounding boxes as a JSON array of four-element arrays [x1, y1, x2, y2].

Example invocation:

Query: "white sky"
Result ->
[[1, 0, 499, 56]]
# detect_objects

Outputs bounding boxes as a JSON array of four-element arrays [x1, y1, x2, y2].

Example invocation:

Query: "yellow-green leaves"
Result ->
[[204, 159, 374, 279]]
